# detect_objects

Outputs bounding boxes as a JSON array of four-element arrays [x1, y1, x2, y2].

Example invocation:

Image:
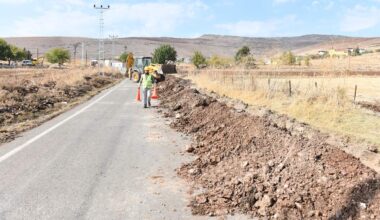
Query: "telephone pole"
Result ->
[[94, 2, 110, 74]]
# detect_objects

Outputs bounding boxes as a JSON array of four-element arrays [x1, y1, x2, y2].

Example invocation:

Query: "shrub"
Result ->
[[280, 51, 296, 65], [192, 51, 206, 68], [235, 46, 250, 62], [207, 55, 233, 68]]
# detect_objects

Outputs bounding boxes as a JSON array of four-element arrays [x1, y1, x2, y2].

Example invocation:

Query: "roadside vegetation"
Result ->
[[0, 67, 122, 144]]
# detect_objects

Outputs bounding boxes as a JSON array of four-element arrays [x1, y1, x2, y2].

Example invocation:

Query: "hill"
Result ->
[[4, 35, 380, 60]]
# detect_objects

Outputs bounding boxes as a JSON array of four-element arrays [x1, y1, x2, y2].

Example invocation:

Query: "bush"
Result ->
[[280, 51, 296, 65], [152, 44, 177, 64], [207, 55, 233, 68], [240, 55, 256, 69], [45, 48, 70, 67], [192, 51, 206, 68], [235, 46, 250, 62]]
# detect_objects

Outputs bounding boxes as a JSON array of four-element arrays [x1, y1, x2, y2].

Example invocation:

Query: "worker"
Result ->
[[139, 67, 155, 108]]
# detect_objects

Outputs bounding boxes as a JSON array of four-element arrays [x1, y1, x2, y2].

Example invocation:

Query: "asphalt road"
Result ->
[[0, 80, 200, 219]]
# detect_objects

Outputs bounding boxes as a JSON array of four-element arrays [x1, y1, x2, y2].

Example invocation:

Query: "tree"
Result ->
[[0, 38, 11, 61], [10, 45, 26, 61], [119, 52, 128, 63], [235, 46, 250, 62], [192, 51, 206, 68], [23, 48, 32, 60], [152, 44, 177, 64], [280, 51, 296, 65], [45, 48, 70, 67]]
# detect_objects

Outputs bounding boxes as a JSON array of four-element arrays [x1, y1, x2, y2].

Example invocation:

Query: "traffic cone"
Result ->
[[136, 87, 141, 102], [151, 86, 159, 100]]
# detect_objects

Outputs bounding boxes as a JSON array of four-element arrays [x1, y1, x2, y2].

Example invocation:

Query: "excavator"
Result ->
[[126, 53, 176, 83]]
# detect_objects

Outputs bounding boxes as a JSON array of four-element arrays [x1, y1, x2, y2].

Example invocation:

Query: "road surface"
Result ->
[[0, 80, 200, 219]]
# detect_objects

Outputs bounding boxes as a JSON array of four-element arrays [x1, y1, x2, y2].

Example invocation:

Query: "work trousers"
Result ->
[[143, 88, 152, 106]]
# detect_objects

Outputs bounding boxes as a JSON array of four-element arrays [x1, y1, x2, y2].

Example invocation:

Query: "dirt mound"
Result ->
[[0, 73, 121, 144], [359, 102, 380, 113], [158, 76, 380, 219]]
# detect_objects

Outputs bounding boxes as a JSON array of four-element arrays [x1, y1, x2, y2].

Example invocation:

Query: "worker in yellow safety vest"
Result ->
[[139, 67, 155, 108]]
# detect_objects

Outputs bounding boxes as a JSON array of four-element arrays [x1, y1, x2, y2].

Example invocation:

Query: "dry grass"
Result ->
[[188, 69, 380, 147]]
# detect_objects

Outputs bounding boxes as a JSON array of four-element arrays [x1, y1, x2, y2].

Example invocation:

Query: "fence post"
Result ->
[[354, 85, 358, 103], [288, 80, 292, 97]]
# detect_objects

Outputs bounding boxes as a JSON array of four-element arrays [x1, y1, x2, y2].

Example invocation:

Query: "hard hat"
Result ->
[[144, 66, 150, 72]]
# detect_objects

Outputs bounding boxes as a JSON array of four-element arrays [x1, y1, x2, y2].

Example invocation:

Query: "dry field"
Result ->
[[0, 67, 122, 144], [186, 67, 380, 148]]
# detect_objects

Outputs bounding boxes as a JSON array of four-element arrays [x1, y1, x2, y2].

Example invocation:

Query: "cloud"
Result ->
[[340, 5, 380, 32], [1, 0, 209, 37], [273, 0, 296, 5], [216, 15, 297, 37]]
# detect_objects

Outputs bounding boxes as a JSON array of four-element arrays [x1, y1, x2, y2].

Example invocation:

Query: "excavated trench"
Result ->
[[158, 76, 380, 219]]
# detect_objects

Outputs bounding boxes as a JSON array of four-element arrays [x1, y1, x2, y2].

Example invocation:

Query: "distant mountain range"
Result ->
[[4, 34, 380, 60]]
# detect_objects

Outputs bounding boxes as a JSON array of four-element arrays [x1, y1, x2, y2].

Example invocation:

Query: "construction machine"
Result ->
[[32, 57, 44, 67], [126, 54, 177, 83]]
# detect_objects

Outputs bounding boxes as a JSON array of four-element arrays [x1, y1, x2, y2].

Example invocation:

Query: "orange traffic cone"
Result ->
[[151, 86, 159, 100], [136, 87, 141, 102]]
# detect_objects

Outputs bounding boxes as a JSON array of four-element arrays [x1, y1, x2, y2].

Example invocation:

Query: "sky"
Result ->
[[0, 0, 380, 38]]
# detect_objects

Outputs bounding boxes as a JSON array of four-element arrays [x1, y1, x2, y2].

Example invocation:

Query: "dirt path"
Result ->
[[157, 76, 380, 219]]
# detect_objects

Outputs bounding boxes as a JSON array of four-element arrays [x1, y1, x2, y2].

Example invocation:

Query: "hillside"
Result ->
[[4, 35, 380, 60]]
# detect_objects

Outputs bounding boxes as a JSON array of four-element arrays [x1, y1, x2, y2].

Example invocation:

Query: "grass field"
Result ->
[[188, 68, 380, 148]]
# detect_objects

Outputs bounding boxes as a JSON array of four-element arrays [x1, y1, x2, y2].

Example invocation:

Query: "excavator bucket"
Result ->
[[161, 64, 177, 74]]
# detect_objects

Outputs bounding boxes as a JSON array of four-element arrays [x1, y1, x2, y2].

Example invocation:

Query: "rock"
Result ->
[[188, 168, 199, 175], [195, 195, 208, 204], [186, 145, 195, 153], [172, 104, 182, 111], [255, 195, 274, 209], [368, 146, 379, 153], [175, 113, 181, 119], [307, 211, 315, 217], [241, 161, 249, 168], [295, 202, 302, 209], [359, 202, 367, 210]]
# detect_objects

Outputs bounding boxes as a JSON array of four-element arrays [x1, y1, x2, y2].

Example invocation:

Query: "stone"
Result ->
[[186, 145, 195, 153]]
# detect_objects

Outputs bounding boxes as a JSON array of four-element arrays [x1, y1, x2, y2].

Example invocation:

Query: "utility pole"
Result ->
[[109, 34, 118, 67], [94, 2, 110, 74], [73, 43, 80, 66], [81, 42, 85, 67]]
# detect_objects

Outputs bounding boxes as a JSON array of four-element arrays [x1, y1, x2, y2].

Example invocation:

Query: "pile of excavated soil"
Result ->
[[158, 76, 380, 219], [0, 73, 122, 143], [359, 102, 380, 113]]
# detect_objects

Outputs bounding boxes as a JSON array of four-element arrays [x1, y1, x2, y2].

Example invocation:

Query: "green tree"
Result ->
[[235, 46, 250, 62], [0, 38, 11, 61], [119, 52, 128, 63], [192, 51, 206, 68], [280, 51, 296, 65], [45, 48, 70, 67], [152, 44, 177, 64]]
